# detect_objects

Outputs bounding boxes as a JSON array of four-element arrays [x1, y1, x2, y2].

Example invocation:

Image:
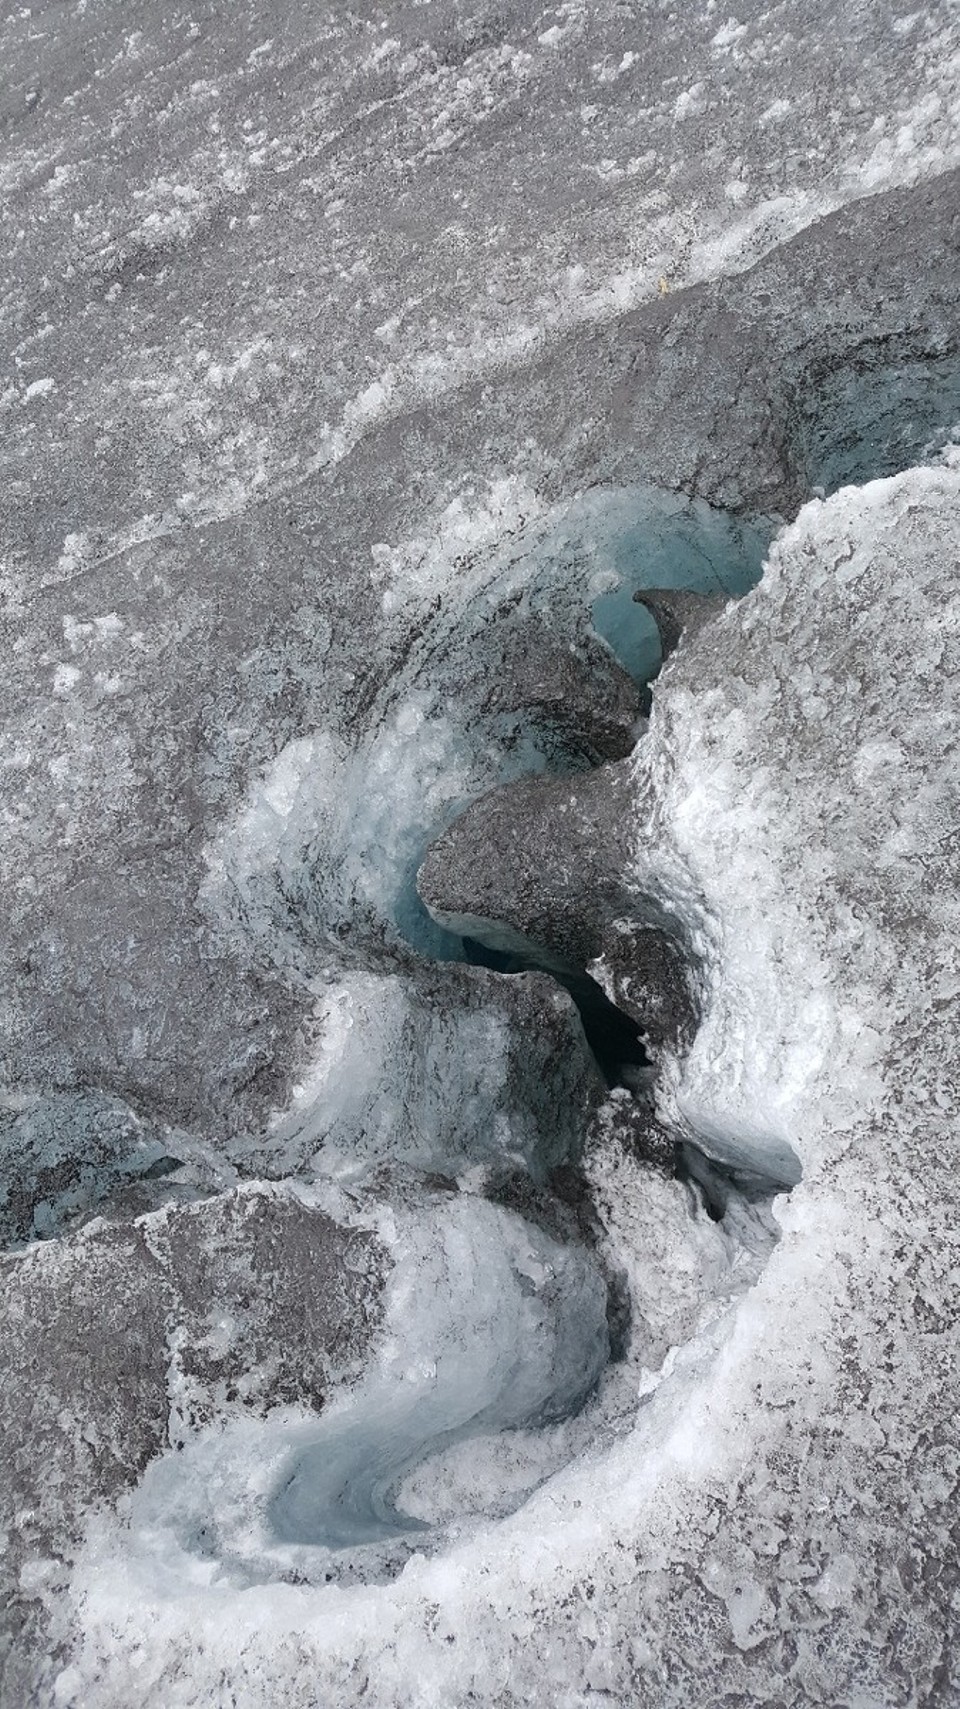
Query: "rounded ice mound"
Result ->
[[241, 965, 606, 1189]]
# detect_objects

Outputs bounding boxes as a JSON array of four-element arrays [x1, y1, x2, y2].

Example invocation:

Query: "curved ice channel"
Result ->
[[125, 1197, 609, 1583], [203, 483, 776, 976], [147, 482, 798, 1583], [269, 1201, 608, 1552]]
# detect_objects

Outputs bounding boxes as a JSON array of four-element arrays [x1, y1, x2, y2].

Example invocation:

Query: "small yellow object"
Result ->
[[658, 275, 670, 295]]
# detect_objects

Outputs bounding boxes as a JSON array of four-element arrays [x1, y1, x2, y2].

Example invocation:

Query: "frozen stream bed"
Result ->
[[2, 3, 960, 1706]]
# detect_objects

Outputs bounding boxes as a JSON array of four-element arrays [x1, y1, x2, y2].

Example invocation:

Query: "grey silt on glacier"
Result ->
[[2, 2, 960, 1706]]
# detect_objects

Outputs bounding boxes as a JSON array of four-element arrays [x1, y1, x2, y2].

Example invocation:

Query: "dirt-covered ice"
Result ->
[[3, 2, 960, 1704]]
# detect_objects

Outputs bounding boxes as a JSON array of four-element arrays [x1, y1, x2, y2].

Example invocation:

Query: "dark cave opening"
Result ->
[[460, 933, 649, 1089]]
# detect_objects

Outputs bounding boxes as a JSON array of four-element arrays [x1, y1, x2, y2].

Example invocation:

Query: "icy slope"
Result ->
[[50, 463, 960, 1705]]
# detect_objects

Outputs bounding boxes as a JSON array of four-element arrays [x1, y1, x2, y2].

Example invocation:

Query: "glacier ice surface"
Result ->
[[2, 0, 960, 1700]]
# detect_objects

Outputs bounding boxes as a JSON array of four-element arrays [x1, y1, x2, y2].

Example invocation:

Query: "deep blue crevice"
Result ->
[[461, 935, 647, 1088]]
